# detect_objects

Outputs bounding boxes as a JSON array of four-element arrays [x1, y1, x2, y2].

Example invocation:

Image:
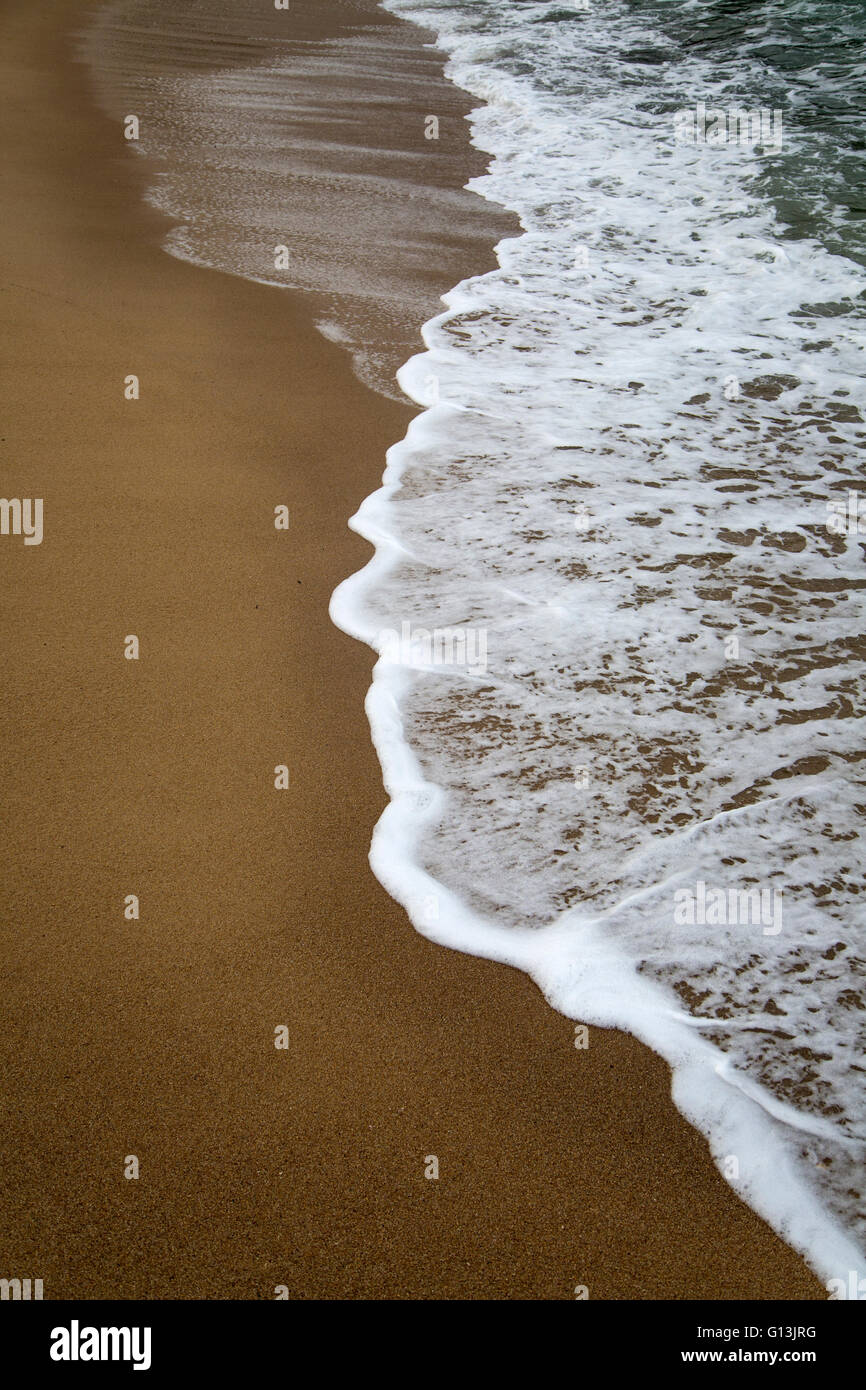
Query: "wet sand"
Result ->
[[0, 0, 824, 1298]]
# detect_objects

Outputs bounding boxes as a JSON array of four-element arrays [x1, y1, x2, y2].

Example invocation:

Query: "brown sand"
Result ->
[[0, 0, 824, 1299]]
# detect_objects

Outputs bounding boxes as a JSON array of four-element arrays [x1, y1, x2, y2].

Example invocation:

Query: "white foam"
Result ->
[[332, 0, 866, 1287]]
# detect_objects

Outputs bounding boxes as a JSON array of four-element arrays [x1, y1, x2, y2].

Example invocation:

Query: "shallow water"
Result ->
[[334, 0, 866, 1285]]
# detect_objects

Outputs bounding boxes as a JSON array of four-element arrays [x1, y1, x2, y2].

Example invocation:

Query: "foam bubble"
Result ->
[[332, 0, 866, 1285]]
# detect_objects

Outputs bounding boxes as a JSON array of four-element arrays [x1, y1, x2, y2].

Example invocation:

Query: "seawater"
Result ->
[[333, 0, 866, 1287]]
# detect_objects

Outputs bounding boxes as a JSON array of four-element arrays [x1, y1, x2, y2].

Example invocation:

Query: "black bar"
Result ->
[[2, 1298, 858, 1376]]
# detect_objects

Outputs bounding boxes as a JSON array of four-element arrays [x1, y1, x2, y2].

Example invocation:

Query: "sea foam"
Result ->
[[332, 0, 866, 1285]]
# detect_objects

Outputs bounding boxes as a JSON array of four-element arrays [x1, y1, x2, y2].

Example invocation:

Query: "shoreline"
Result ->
[[0, 0, 825, 1299]]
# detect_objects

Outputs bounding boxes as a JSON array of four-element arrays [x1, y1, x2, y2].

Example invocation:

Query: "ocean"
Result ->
[[83, 0, 866, 1289]]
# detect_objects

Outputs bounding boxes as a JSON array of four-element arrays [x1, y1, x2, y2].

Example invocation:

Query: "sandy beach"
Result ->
[[0, 0, 826, 1299]]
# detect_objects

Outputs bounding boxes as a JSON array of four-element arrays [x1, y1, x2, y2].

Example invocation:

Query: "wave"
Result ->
[[332, 0, 866, 1287]]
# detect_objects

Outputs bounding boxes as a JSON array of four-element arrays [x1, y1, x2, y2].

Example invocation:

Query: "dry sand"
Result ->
[[0, 0, 824, 1298]]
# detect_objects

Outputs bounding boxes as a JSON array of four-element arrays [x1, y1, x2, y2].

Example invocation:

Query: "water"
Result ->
[[79, 0, 509, 399], [333, 0, 866, 1287], [83, 0, 866, 1287]]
